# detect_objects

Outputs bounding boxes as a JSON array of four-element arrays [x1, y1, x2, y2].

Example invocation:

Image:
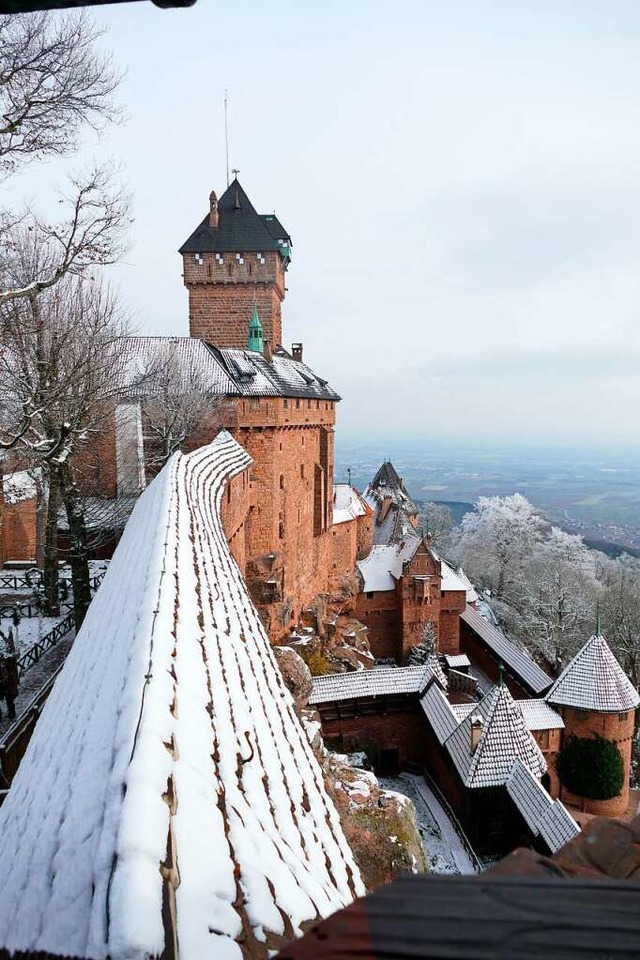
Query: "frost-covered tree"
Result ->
[[408, 621, 437, 664], [419, 502, 453, 550], [450, 494, 545, 598], [515, 527, 600, 667], [600, 553, 640, 689], [0, 260, 129, 625]]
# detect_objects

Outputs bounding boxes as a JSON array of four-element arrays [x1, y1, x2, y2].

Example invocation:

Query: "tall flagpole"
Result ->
[[224, 89, 230, 187]]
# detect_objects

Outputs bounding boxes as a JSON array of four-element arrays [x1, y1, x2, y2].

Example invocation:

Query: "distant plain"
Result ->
[[335, 436, 640, 556]]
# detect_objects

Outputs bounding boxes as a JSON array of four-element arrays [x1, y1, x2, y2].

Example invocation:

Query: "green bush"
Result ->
[[556, 735, 624, 800]]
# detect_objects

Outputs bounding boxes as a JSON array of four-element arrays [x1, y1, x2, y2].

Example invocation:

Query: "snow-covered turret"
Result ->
[[0, 431, 363, 960], [546, 632, 639, 817]]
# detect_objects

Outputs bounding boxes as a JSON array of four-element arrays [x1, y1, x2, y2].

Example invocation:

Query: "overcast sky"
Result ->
[[9, 0, 640, 448]]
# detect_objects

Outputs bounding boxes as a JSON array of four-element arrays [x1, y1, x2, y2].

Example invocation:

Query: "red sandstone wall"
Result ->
[[74, 405, 118, 500], [231, 397, 337, 641], [183, 250, 285, 348], [220, 465, 252, 575], [320, 705, 432, 771], [531, 727, 562, 798], [398, 545, 441, 660], [331, 519, 358, 581], [355, 591, 400, 659], [356, 509, 373, 560], [3, 499, 38, 562], [459, 619, 530, 699], [558, 706, 635, 816]]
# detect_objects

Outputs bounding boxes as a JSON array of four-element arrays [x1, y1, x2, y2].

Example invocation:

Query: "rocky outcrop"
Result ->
[[322, 754, 428, 891], [272, 645, 313, 713]]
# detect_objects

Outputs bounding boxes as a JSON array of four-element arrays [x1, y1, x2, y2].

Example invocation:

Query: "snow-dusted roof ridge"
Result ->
[[546, 633, 640, 713], [333, 483, 370, 526], [444, 682, 547, 789], [0, 431, 362, 960], [356, 535, 422, 592], [309, 664, 434, 705], [506, 760, 580, 854]]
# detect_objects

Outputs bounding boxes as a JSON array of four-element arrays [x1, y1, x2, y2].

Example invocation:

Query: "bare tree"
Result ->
[[0, 12, 120, 174], [0, 11, 127, 307], [133, 341, 229, 476], [1, 262, 130, 626]]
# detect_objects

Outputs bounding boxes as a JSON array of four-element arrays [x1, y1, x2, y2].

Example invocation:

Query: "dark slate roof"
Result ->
[[546, 634, 640, 713], [212, 346, 340, 401], [179, 179, 292, 257], [461, 605, 552, 696]]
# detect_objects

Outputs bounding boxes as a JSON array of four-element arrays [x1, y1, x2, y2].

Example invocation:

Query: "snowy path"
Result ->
[[401, 773, 477, 875], [379, 772, 478, 876], [0, 634, 74, 736]]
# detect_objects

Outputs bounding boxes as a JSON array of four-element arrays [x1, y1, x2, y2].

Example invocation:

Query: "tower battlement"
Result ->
[[179, 179, 291, 349]]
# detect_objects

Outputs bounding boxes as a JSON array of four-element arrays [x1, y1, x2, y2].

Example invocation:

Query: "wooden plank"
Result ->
[[276, 874, 640, 959]]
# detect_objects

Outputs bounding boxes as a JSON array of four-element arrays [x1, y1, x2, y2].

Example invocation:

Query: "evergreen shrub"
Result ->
[[556, 735, 624, 800]]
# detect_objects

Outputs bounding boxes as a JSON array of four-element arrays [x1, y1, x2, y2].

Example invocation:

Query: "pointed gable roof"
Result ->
[[546, 634, 640, 713], [179, 178, 292, 257], [445, 682, 547, 789]]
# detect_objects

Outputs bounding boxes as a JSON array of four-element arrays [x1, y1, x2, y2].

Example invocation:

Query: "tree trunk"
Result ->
[[59, 462, 91, 630], [42, 467, 61, 617]]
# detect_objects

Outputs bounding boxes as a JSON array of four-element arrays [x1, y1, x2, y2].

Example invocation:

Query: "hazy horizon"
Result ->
[[10, 0, 640, 446]]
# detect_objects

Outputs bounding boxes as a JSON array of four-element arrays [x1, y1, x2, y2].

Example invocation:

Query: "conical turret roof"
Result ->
[[445, 681, 547, 788], [546, 634, 640, 713], [179, 178, 291, 257]]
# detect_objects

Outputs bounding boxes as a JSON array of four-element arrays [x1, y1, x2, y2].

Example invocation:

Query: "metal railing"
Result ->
[[0, 574, 106, 619], [16, 612, 76, 678]]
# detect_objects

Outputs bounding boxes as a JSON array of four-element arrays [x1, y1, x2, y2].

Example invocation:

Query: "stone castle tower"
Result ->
[[179, 178, 291, 349], [546, 632, 640, 817]]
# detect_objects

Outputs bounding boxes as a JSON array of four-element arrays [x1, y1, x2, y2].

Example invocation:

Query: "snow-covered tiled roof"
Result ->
[[215, 347, 340, 401], [546, 634, 640, 713], [0, 431, 362, 960], [445, 654, 471, 670], [439, 560, 469, 594], [461, 605, 552, 695], [507, 760, 579, 854], [2, 469, 39, 505], [452, 566, 479, 604], [356, 535, 421, 592], [119, 335, 237, 394], [451, 698, 564, 732], [333, 484, 370, 526], [309, 665, 432, 705], [444, 683, 547, 789], [363, 462, 419, 547], [517, 699, 564, 730], [420, 681, 459, 745]]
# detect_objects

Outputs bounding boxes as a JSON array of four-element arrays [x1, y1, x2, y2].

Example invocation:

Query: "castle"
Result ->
[[1, 177, 638, 846]]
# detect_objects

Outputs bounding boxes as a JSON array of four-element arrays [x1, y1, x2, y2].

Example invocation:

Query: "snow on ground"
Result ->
[[2, 470, 39, 505], [0, 433, 363, 960], [0, 618, 63, 656], [378, 773, 478, 876]]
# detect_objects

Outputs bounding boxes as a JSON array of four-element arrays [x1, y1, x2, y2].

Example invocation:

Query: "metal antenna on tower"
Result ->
[[224, 89, 230, 187]]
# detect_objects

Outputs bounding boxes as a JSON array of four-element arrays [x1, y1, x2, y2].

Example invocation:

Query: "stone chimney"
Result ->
[[291, 342, 303, 362], [263, 339, 273, 362], [209, 190, 218, 228], [470, 714, 484, 754]]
